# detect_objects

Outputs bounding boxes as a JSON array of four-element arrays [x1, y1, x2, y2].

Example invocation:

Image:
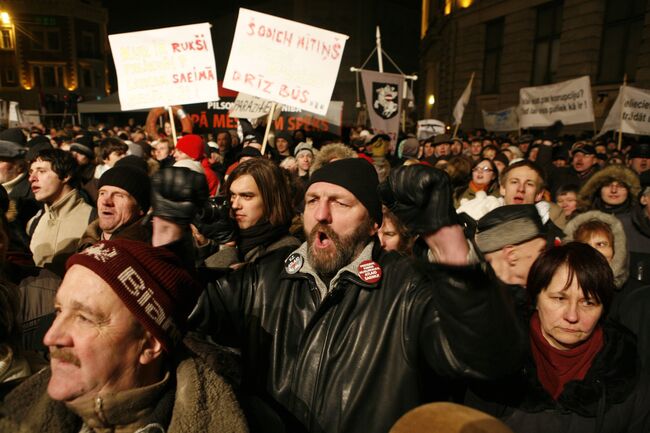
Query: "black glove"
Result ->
[[151, 167, 209, 225], [378, 164, 458, 234], [197, 195, 237, 244]]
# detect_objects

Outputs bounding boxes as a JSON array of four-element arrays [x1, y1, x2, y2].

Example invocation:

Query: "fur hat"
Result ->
[[67, 239, 203, 352], [310, 142, 357, 174], [389, 402, 514, 433]]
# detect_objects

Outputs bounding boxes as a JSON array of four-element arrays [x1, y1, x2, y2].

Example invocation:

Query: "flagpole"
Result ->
[[376, 26, 384, 73], [261, 102, 277, 156], [617, 74, 627, 151]]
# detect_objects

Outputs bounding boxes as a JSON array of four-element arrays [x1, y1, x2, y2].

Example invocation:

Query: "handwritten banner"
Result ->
[[598, 85, 650, 136], [223, 8, 348, 116], [482, 106, 519, 132], [518, 76, 594, 128], [109, 23, 219, 110], [229, 93, 284, 120]]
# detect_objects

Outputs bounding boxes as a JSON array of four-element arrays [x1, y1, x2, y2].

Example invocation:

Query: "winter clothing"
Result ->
[[189, 241, 524, 433], [0, 350, 249, 433], [77, 215, 152, 251], [466, 321, 650, 433], [536, 145, 599, 197], [579, 165, 640, 212], [98, 165, 152, 212], [3, 173, 40, 256], [27, 189, 94, 276], [175, 134, 205, 160], [563, 211, 629, 289], [67, 240, 203, 352], [618, 205, 650, 284]]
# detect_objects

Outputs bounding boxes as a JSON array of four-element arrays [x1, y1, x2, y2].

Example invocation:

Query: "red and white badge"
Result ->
[[357, 260, 382, 284]]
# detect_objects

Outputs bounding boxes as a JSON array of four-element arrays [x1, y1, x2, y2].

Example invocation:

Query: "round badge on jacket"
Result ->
[[357, 260, 382, 283], [285, 252, 304, 274]]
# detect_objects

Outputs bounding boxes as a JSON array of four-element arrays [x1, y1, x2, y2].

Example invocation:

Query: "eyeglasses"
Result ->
[[472, 166, 493, 173]]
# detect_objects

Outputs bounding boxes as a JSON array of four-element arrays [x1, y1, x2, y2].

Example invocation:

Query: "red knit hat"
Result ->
[[66, 239, 203, 352], [175, 134, 205, 160]]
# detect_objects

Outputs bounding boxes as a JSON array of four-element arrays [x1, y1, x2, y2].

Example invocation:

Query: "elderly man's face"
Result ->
[[303, 182, 377, 277], [97, 185, 143, 237], [43, 265, 149, 403]]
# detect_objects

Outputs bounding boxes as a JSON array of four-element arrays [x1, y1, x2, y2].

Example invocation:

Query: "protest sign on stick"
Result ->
[[598, 83, 650, 143], [417, 119, 446, 141], [482, 107, 519, 132], [224, 8, 348, 115], [518, 76, 594, 128], [109, 23, 219, 111]]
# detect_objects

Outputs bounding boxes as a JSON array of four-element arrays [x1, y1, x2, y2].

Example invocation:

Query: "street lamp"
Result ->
[[0, 11, 10, 25]]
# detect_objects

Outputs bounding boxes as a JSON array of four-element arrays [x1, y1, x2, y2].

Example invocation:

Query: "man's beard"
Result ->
[[306, 220, 373, 279]]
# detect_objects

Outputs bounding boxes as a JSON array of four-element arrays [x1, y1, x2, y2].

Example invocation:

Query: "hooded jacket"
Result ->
[[579, 165, 640, 214], [563, 211, 629, 289], [190, 241, 525, 433]]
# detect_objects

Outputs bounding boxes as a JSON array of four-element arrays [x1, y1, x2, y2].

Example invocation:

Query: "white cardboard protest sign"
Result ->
[[223, 8, 348, 116], [482, 106, 519, 132], [598, 85, 650, 136], [519, 76, 594, 128], [109, 23, 219, 111], [417, 119, 446, 140], [229, 93, 284, 120]]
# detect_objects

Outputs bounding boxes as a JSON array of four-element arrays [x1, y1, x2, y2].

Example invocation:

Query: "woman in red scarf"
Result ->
[[465, 242, 650, 433]]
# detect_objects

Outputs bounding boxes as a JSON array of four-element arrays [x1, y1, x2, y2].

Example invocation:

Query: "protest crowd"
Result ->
[[0, 113, 646, 433]]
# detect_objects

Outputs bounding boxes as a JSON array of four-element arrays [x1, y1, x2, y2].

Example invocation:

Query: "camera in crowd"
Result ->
[[198, 195, 231, 223]]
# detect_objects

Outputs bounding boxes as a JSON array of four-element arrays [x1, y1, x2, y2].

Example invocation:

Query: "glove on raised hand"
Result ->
[[151, 167, 209, 225], [198, 195, 237, 244], [378, 164, 458, 234]]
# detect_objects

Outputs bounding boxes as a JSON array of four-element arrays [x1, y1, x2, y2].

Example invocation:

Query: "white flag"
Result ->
[[453, 72, 474, 125], [598, 85, 650, 137]]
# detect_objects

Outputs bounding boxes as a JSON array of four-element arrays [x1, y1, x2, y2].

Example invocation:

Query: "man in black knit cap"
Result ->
[[155, 158, 524, 433], [78, 165, 151, 250]]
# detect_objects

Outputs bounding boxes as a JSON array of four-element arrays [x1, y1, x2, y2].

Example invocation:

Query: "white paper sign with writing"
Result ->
[[223, 8, 349, 116], [229, 93, 284, 120], [598, 85, 650, 136], [518, 76, 594, 128], [482, 106, 519, 132], [109, 23, 219, 111], [417, 119, 446, 140]]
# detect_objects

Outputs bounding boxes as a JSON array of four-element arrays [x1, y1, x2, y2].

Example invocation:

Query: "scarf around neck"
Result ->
[[238, 221, 289, 259], [529, 311, 603, 400]]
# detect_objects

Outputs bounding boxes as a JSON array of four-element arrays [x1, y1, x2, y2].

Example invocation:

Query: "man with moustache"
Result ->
[[537, 142, 600, 197], [0, 239, 248, 432], [187, 158, 523, 433]]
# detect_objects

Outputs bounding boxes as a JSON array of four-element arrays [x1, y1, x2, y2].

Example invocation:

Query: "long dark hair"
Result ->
[[527, 242, 614, 314]]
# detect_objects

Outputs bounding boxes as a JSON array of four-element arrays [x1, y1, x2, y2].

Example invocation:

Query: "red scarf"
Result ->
[[529, 312, 603, 400]]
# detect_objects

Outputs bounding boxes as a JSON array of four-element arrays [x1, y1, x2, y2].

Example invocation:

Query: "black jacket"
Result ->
[[466, 321, 650, 433], [190, 242, 524, 433]]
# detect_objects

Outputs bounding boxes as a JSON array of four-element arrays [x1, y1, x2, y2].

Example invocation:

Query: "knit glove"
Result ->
[[378, 164, 458, 234], [151, 167, 209, 225]]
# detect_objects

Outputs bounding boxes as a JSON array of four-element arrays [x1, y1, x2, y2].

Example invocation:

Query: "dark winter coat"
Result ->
[[465, 322, 650, 433], [190, 241, 525, 433]]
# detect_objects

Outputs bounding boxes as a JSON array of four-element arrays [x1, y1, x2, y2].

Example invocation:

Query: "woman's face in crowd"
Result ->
[[556, 192, 577, 216], [378, 218, 402, 252], [536, 265, 603, 350], [600, 181, 628, 206], [472, 161, 495, 185]]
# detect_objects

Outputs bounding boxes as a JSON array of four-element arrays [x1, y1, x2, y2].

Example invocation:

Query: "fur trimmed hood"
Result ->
[[579, 164, 640, 204], [564, 210, 629, 289]]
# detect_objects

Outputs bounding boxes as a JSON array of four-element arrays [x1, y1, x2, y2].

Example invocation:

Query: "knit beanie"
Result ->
[[98, 165, 151, 212], [475, 204, 546, 253], [309, 158, 382, 225], [67, 239, 203, 352], [175, 134, 205, 160]]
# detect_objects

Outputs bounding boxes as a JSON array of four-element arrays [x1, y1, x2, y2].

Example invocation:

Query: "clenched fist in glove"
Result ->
[[378, 164, 458, 235], [151, 167, 209, 225]]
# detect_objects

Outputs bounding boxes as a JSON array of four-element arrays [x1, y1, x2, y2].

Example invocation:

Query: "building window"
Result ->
[[0, 29, 13, 49], [482, 18, 504, 94], [81, 31, 96, 56], [31, 29, 61, 52], [598, 0, 645, 83], [2, 68, 17, 86], [81, 67, 94, 88], [532, 1, 563, 85], [32, 64, 65, 88]]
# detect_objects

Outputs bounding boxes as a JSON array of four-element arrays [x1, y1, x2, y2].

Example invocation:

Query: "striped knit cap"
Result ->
[[66, 239, 203, 352]]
